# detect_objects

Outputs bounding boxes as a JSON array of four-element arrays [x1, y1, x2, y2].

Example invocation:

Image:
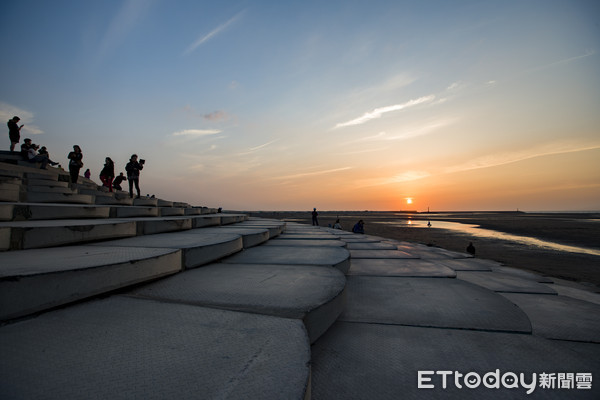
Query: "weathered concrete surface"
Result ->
[[222, 245, 351, 273], [340, 276, 531, 333], [457, 271, 557, 294], [0, 297, 311, 400], [346, 242, 399, 250], [198, 226, 270, 248], [348, 258, 456, 277], [129, 262, 346, 343], [501, 293, 600, 343], [92, 230, 243, 269], [311, 322, 600, 400], [5, 202, 111, 220], [263, 238, 347, 247], [349, 249, 418, 259], [0, 246, 181, 321]]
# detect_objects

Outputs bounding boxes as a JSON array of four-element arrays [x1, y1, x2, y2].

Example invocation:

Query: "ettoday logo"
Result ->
[[418, 370, 593, 394]]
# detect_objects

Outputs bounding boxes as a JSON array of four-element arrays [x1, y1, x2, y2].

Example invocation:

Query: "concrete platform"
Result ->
[[128, 262, 346, 343], [0, 245, 181, 321], [457, 271, 557, 294], [492, 265, 554, 283], [24, 191, 94, 204], [346, 242, 401, 250], [118, 216, 193, 235], [1, 202, 111, 220], [222, 245, 351, 273], [110, 205, 160, 218], [0, 219, 137, 249], [277, 233, 341, 240], [437, 258, 500, 271], [263, 238, 347, 247], [340, 276, 531, 333], [501, 293, 600, 343], [349, 249, 418, 259], [0, 296, 311, 399], [311, 322, 600, 399], [193, 226, 270, 248], [348, 258, 456, 277], [219, 213, 248, 224], [93, 230, 244, 269]]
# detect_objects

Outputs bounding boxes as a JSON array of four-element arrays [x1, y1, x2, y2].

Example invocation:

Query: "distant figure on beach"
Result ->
[[333, 219, 343, 229], [125, 154, 144, 198], [427, 221, 431, 227], [467, 242, 476, 256], [7, 116, 23, 152], [100, 157, 115, 192], [352, 220, 365, 234], [312, 208, 319, 226], [67, 145, 83, 184], [84, 169, 91, 179], [113, 172, 126, 191]]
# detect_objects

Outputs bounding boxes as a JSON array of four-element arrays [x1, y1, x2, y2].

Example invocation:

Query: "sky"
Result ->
[[1, 0, 599, 212]]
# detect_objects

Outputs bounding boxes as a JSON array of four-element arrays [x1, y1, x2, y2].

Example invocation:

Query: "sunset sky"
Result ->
[[1, 0, 599, 211]]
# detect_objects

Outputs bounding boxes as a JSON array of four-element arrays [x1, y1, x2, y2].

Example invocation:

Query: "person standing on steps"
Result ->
[[7, 116, 24, 152], [100, 157, 115, 192], [125, 154, 144, 199], [312, 208, 319, 226], [67, 145, 83, 184]]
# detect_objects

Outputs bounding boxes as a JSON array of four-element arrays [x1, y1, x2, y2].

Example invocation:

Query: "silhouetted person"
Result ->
[[68, 145, 83, 184], [467, 242, 476, 256], [352, 220, 365, 234], [38, 146, 59, 166], [312, 208, 319, 226], [100, 157, 115, 192], [26, 144, 49, 169], [333, 219, 342, 229], [113, 172, 126, 191], [125, 154, 144, 198], [84, 169, 91, 179], [7, 116, 23, 152], [20, 138, 32, 160]]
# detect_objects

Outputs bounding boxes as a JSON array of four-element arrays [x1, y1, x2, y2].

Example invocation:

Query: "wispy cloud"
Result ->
[[184, 10, 245, 55], [273, 167, 352, 180], [523, 49, 596, 75], [172, 129, 221, 136], [0, 102, 44, 135], [356, 171, 432, 188], [444, 142, 600, 174], [334, 95, 436, 128], [237, 139, 279, 156], [351, 118, 457, 143]]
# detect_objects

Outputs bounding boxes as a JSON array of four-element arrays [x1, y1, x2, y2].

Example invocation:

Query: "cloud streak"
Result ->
[[172, 129, 221, 136], [334, 95, 436, 128], [273, 167, 352, 181], [184, 11, 244, 55]]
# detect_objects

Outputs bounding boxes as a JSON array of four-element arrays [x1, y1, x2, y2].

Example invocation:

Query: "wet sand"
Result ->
[[249, 211, 600, 290]]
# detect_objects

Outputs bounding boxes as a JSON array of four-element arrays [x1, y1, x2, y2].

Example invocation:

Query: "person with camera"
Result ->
[[125, 154, 145, 199]]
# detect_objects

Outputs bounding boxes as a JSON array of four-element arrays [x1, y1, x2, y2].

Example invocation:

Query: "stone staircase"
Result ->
[[1, 159, 599, 399]]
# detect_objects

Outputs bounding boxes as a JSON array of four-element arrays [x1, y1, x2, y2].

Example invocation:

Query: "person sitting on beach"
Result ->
[[26, 144, 49, 169], [333, 219, 343, 229], [112, 172, 126, 191], [352, 220, 365, 234]]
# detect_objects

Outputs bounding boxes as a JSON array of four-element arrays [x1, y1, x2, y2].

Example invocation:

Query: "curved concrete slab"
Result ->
[[0, 297, 311, 400], [502, 293, 600, 343], [222, 245, 351, 273], [346, 242, 398, 250], [349, 249, 418, 259], [492, 265, 554, 283], [311, 322, 600, 400], [437, 258, 499, 271], [341, 276, 531, 333], [278, 233, 341, 240], [129, 263, 346, 343], [9, 203, 111, 220], [0, 245, 181, 321], [114, 216, 193, 235], [457, 271, 557, 294], [264, 239, 347, 247], [1, 219, 137, 249], [92, 231, 243, 269], [544, 284, 600, 306], [349, 258, 456, 277], [194, 226, 269, 248]]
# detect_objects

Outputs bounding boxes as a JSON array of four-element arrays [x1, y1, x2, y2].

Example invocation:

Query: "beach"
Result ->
[[249, 211, 600, 290]]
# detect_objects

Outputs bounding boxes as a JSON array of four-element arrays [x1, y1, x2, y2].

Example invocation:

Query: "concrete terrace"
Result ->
[[0, 158, 599, 399]]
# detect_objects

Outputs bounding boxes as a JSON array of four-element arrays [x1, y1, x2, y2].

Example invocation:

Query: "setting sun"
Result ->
[[406, 198, 413, 205]]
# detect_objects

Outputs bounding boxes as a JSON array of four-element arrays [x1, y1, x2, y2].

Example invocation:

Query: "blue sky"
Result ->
[[2, 0, 599, 211]]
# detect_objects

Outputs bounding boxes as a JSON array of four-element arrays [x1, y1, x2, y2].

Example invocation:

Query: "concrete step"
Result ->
[[0, 297, 311, 399], [95, 194, 134, 206], [0, 219, 137, 249], [0, 203, 111, 221], [196, 226, 270, 248], [0, 245, 182, 321], [24, 191, 94, 204], [93, 229, 244, 270], [27, 178, 69, 187], [129, 262, 347, 343], [219, 213, 248, 224], [109, 205, 159, 218], [133, 197, 158, 207], [116, 216, 193, 235], [159, 207, 185, 216], [26, 185, 76, 194]]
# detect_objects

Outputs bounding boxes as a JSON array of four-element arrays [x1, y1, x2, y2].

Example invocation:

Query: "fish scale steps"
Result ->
[[0, 158, 353, 399]]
